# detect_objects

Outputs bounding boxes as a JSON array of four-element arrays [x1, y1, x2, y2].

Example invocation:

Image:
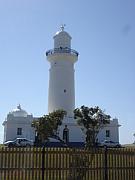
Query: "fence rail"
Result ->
[[0, 147, 135, 180]]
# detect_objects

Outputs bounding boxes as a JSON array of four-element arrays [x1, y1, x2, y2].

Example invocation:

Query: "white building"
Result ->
[[46, 26, 84, 145], [3, 105, 35, 142], [46, 26, 120, 145], [3, 27, 120, 145], [97, 118, 120, 142]]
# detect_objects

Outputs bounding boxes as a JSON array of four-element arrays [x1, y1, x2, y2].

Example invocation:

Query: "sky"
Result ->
[[0, 0, 135, 144]]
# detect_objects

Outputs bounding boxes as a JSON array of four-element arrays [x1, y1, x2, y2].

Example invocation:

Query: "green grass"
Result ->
[[0, 144, 4, 148]]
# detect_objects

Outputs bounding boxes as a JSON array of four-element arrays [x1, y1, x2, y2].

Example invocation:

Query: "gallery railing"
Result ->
[[46, 47, 79, 57]]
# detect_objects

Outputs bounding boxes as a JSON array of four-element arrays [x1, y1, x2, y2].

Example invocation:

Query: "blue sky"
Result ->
[[0, 0, 135, 144]]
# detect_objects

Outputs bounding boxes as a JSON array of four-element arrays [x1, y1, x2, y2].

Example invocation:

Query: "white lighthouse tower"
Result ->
[[46, 26, 84, 144]]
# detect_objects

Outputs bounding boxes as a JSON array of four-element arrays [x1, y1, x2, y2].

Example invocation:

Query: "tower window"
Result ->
[[106, 130, 110, 138], [17, 128, 22, 135], [64, 89, 66, 93]]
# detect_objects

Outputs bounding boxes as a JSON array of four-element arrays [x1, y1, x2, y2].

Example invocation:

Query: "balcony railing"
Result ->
[[46, 47, 79, 57]]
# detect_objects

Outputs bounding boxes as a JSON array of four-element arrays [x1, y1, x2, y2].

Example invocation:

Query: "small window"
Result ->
[[64, 89, 66, 93], [17, 128, 22, 135], [106, 130, 110, 138]]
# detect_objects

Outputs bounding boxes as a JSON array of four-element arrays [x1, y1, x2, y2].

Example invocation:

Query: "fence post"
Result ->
[[42, 146, 45, 180], [104, 147, 108, 180]]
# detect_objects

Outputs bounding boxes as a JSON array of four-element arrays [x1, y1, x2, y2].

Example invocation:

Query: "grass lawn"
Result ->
[[0, 144, 4, 148]]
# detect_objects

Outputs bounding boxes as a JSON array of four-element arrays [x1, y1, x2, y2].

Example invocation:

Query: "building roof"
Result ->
[[8, 104, 28, 117], [53, 25, 71, 39]]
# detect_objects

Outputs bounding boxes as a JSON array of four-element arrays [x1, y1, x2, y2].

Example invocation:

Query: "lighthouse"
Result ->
[[46, 26, 84, 144]]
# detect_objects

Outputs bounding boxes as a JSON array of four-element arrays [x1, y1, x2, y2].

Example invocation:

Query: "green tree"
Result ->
[[133, 133, 135, 144], [32, 110, 66, 144], [74, 106, 110, 147]]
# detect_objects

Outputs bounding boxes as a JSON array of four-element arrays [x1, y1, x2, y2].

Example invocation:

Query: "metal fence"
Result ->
[[0, 147, 135, 180]]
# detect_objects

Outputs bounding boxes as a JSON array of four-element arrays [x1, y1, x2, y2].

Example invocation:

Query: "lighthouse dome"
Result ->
[[53, 25, 71, 49], [9, 104, 28, 117], [54, 29, 71, 39]]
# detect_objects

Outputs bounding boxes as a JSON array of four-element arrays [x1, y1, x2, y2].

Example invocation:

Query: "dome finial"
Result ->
[[17, 104, 21, 110], [60, 24, 66, 31]]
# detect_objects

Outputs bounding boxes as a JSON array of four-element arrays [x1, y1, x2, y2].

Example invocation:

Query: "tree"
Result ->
[[133, 133, 135, 144], [74, 106, 111, 147], [32, 110, 67, 144]]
